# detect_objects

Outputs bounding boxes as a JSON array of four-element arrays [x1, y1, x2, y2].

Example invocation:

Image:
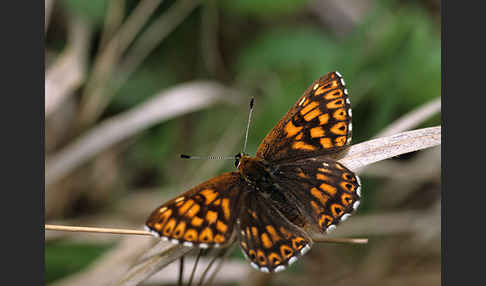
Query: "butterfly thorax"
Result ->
[[237, 155, 277, 191]]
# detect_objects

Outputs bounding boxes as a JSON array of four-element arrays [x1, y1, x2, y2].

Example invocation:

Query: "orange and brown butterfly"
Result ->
[[145, 71, 361, 273]]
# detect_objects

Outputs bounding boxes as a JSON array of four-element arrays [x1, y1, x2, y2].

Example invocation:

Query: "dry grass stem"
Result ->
[[78, 0, 164, 126], [46, 81, 239, 187], [45, 224, 368, 245], [115, 0, 203, 95], [45, 0, 55, 33], [338, 126, 440, 172], [375, 97, 441, 138], [45, 15, 92, 117]]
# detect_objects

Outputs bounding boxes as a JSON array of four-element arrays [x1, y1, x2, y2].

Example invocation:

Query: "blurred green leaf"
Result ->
[[45, 242, 113, 284], [220, 0, 310, 16], [64, 0, 108, 25]]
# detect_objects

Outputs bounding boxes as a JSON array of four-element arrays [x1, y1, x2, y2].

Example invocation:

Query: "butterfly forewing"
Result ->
[[145, 172, 243, 248], [236, 191, 312, 273], [275, 158, 361, 235], [256, 71, 352, 163]]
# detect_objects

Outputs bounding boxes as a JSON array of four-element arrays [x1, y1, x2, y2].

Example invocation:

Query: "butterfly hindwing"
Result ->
[[275, 158, 361, 235], [256, 71, 352, 163], [236, 190, 313, 273], [145, 172, 243, 248]]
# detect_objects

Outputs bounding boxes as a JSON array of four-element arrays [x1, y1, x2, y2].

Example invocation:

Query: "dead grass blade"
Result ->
[[46, 81, 239, 187]]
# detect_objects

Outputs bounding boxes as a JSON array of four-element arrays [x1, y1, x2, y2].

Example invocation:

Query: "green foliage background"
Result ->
[[45, 0, 440, 284]]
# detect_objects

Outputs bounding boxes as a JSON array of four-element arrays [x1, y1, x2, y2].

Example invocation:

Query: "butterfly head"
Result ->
[[234, 152, 247, 168]]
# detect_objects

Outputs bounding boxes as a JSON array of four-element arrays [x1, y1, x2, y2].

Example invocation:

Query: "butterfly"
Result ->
[[145, 71, 361, 273]]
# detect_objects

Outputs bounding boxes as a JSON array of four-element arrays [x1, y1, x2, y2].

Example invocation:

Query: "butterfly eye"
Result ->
[[235, 153, 242, 168]]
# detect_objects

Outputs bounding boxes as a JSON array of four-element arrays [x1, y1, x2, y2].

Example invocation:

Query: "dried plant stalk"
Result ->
[[45, 81, 239, 187]]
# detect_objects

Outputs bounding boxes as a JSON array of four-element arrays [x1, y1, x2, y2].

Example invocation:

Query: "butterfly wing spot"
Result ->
[[266, 225, 282, 242], [316, 173, 330, 181], [221, 198, 231, 220], [300, 101, 319, 116], [320, 183, 337, 196], [284, 121, 303, 138], [291, 237, 307, 250], [318, 113, 330, 125], [330, 122, 348, 135], [310, 126, 325, 138], [297, 171, 309, 179], [191, 216, 203, 227], [342, 172, 355, 181], [292, 141, 316, 151], [341, 193, 354, 206], [216, 220, 228, 233], [249, 249, 257, 260], [353, 201, 361, 211], [318, 167, 331, 173], [184, 229, 198, 241], [333, 108, 347, 121], [310, 187, 330, 206], [205, 210, 218, 224], [357, 186, 362, 197], [214, 234, 225, 243], [173, 221, 186, 238], [326, 99, 345, 109], [340, 181, 356, 192], [199, 227, 214, 243], [320, 137, 333, 148], [280, 244, 294, 259], [178, 199, 195, 215], [313, 83, 319, 90], [303, 108, 322, 122], [315, 85, 334, 96], [325, 89, 343, 100], [199, 189, 218, 205], [174, 197, 185, 203], [163, 218, 177, 236], [261, 233, 273, 248], [310, 200, 321, 215], [248, 210, 258, 220], [335, 136, 347, 147], [331, 204, 345, 218], [349, 123, 353, 131], [185, 203, 200, 218], [268, 252, 282, 266], [158, 207, 167, 213], [318, 214, 333, 228], [348, 108, 352, 117], [257, 250, 268, 265]]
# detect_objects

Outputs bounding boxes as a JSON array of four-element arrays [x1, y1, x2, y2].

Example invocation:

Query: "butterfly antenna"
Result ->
[[180, 154, 234, 160], [242, 97, 255, 154]]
